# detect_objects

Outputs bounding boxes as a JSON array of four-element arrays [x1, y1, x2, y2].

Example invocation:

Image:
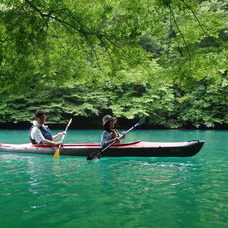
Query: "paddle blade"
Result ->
[[87, 151, 101, 161], [53, 148, 60, 159], [138, 116, 146, 126], [67, 118, 73, 128]]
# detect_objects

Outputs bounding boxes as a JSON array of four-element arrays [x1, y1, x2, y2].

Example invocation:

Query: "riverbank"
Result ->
[[0, 117, 227, 130]]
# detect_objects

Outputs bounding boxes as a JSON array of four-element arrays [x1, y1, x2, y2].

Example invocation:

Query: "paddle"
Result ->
[[87, 117, 146, 161], [53, 118, 72, 158]]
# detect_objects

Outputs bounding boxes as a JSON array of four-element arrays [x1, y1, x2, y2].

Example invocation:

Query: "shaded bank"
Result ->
[[1, 80, 227, 130], [0, 117, 227, 130]]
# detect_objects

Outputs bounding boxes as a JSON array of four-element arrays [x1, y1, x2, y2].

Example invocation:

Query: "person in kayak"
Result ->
[[30, 110, 65, 146], [101, 115, 126, 148]]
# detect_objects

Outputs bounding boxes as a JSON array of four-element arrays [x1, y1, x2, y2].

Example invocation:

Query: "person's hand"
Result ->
[[56, 142, 63, 146], [114, 137, 120, 143], [119, 131, 127, 139], [58, 131, 67, 137]]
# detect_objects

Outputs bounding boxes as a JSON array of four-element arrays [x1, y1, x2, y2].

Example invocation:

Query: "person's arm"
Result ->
[[32, 128, 62, 146], [52, 132, 66, 141], [41, 139, 63, 146], [112, 130, 121, 143], [31, 127, 45, 144], [101, 131, 119, 148]]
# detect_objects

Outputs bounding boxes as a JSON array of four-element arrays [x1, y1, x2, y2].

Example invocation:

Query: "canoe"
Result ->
[[0, 140, 204, 157]]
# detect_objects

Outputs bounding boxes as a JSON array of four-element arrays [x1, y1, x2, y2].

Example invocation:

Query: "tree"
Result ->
[[0, 0, 227, 127]]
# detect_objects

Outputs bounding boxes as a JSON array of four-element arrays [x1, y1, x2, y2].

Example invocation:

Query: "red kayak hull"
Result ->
[[0, 140, 204, 157]]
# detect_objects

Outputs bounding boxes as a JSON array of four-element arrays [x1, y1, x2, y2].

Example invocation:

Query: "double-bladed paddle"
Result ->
[[53, 118, 72, 158], [87, 117, 146, 161]]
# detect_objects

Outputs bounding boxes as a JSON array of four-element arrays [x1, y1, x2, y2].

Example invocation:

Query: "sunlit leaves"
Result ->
[[0, 0, 227, 128]]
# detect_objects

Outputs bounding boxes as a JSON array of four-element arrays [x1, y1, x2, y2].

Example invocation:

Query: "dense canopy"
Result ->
[[0, 0, 227, 128]]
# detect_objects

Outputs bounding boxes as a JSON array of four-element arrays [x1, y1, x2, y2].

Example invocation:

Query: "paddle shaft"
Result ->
[[57, 119, 72, 148], [53, 118, 72, 158]]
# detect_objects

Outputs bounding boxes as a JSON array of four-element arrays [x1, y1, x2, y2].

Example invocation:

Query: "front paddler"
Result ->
[[30, 110, 65, 146]]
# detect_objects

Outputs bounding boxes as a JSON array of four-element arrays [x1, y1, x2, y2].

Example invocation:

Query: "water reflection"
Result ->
[[84, 156, 227, 227]]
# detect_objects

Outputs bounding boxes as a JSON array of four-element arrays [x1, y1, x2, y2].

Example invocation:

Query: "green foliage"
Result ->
[[0, 0, 227, 128], [175, 76, 228, 127]]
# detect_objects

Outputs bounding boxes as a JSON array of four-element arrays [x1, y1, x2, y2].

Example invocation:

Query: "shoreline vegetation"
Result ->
[[1, 1, 227, 130]]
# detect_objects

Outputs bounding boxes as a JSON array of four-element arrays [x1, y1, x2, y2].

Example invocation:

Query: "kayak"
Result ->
[[0, 140, 204, 157]]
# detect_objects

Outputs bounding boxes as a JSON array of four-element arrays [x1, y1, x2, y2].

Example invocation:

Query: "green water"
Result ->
[[0, 130, 227, 228]]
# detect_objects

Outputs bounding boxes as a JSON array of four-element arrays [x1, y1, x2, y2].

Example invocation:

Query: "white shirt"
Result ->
[[30, 121, 45, 144]]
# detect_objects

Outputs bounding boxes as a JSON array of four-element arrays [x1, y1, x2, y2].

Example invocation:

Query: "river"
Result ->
[[0, 130, 227, 228]]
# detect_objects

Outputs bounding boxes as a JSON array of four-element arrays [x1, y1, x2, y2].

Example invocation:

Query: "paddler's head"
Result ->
[[35, 110, 46, 125], [102, 115, 117, 130]]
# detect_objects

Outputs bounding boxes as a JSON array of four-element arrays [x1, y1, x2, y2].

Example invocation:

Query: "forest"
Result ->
[[0, 0, 227, 128]]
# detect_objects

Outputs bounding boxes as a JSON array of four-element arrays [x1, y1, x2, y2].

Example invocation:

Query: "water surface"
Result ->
[[0, 130, 227, 228]]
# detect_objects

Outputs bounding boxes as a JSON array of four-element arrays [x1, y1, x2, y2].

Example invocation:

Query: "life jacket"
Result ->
[[29, 125, 53, 144]]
